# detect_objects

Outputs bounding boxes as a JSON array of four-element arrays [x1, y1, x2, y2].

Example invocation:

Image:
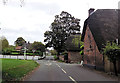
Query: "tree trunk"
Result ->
[[113, 61, 118, 76]]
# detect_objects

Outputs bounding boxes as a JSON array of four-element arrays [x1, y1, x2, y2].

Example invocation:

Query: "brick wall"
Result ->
[[68, 51, 82, 63], [83, 26, 120, 73], [84, 26, 104, 70]]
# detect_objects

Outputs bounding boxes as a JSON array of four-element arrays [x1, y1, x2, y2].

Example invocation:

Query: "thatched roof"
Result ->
[[81, 9, 120, 50]]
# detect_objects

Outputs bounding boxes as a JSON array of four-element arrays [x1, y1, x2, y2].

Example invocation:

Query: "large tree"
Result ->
[[15, 37, 26, 46], [31, 41, 45, 52], [0, 36, 9, 50], [0, 36, 9, 54], [44, 11, 80, 56], [103, 42, 120, 76]]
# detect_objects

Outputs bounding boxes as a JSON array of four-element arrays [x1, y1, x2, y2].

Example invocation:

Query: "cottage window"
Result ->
[[90, 45, 92, 48], [90, 45, 93, 51], [88, 34, 91, 43]]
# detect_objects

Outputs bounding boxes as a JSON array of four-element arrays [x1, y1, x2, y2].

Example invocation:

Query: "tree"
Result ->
[[103, 42, 120, 76], [44, 11, 80, 58], [31, 41, 45, 52], [72, 35, 84, 59], [15, 37, 26, 46], [50, 50, 57, 55], [0, 36, 9, 50]]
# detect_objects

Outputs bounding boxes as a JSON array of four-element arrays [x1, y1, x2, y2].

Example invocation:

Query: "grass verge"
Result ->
[[1, 59, 39, 82]]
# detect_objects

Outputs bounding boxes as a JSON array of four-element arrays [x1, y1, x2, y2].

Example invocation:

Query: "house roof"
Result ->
[[81, 9, 120, 50], [66, 34, 81, 51], [16, 46, 22, 50]]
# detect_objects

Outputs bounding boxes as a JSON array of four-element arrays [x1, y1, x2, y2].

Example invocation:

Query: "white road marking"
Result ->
[[69, 76, 77, 83], [61, 68, 67, 74], [52, 61, 56, 62], [56, 64, 61, 68], [45, 63, 52, 66]]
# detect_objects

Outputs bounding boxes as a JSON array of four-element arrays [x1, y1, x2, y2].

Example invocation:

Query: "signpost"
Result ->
[[32, 49, 36, 60], [24, 47, 27, 60], [22, 46, 28, 60]]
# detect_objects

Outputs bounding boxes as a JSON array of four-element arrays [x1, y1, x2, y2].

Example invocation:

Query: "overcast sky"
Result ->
[[0, 0, 119, 45]]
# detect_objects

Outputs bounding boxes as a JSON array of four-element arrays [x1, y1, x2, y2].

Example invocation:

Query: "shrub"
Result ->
[[103, 42, 120, 76]]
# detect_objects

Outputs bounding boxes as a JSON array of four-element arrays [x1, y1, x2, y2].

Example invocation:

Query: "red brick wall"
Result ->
[[68, 51, 82, 63], [84, 26, 104, 69]]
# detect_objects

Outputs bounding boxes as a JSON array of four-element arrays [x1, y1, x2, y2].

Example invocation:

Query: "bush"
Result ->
[[50, 50, 57, 55], [2, 48, 13, 55], [61, 51, 68, 55], [103, 42, 120, 76], [54, 55, 57, 60]]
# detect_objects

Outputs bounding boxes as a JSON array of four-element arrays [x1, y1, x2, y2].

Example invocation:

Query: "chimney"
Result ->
[[88, 8, 95, 16]]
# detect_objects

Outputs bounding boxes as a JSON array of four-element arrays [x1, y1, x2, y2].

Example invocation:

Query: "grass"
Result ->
[[1, 59, 39, 82]]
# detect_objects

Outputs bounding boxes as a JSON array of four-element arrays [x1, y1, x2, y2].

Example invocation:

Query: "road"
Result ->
[[25, 56, 119, 82]]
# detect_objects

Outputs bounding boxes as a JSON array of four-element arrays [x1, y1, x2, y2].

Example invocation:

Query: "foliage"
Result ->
[[0, 36, 9, 50], [103, 42, 120, 76], [15, 37, 26, 46], [61, 51, 68, 55], [11, 52, 20, 55], [80, 45, 84, 55], [2, 59, 39, 82], [9, 45, 15, 50], [72, 35, 84, 56], [103, 42, 120, 62], [33, 51, 43, 56], [2, 45, 16, 55], [72, 35, 83, 48], [44, 11, 80, 55], [2, 47, 13, 55], [54, 55, 58, 60], [31, 41, 45, 52], [50, 50, 57, 55]]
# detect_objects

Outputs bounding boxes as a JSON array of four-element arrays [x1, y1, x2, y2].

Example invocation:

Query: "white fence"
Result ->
[[0, 55, 40, 60]]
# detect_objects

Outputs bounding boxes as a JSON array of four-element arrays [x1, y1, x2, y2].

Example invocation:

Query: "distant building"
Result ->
[[65, 34, 82, 63], [15, 42, 32, 51], [81, 9, 120, 72], [15, 46, 22, 51]]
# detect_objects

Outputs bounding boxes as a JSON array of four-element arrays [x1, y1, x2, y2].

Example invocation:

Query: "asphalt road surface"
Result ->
[[24, 56, 119, 83]]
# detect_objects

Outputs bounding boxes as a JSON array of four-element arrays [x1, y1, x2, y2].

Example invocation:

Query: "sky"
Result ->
[[0, 0, 119, 45]]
